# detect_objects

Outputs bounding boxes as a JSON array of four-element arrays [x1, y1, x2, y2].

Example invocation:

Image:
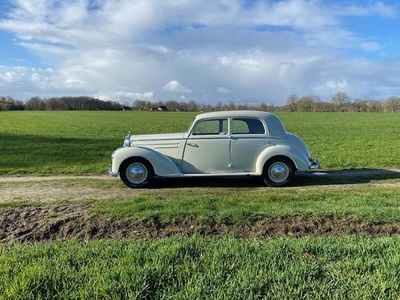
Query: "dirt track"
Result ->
[[1, 169, 400, 242]]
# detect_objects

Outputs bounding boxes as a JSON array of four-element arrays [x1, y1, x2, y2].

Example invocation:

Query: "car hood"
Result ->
[[130, 132, 186, 142]]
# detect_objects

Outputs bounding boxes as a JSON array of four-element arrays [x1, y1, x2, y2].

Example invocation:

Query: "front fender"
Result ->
[[256, 145, 312, 174], [110, 146, 182, 177]]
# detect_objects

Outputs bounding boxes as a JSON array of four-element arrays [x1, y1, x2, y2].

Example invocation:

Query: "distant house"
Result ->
[[150, 106, 168, 111]]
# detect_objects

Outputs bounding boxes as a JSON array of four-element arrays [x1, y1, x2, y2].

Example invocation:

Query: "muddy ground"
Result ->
[[1, 170, 400, 242]]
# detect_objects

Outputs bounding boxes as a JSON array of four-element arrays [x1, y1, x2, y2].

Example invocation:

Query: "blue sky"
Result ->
[[0, 0, 399, 105]]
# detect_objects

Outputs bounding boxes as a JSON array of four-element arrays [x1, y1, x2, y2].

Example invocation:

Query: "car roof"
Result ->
[[194, 110, 287, 136]]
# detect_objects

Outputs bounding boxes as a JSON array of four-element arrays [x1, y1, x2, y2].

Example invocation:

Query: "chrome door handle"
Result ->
[[188, 143, 199, 147]]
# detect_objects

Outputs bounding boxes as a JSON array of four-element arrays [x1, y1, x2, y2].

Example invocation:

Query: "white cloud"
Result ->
[[0, 0, 399, 104], [0, 71, 23, 82], [336, 1, 397, 18], [113, 91, 154, 100], [320, 79, 348, 90], [92, 90, 154, 104], [216, 86, 231, 94], [163, 80, 192, 93]]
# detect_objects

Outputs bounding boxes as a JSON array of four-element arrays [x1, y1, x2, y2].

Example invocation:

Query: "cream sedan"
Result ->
[[109, 110, 319, 188]]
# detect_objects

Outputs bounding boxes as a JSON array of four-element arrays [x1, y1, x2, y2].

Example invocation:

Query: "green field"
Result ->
[[1, 111, 400, 299], [1, 111, 400, 174], [0, 111, 195, 175], [1, 237, 400, 299]]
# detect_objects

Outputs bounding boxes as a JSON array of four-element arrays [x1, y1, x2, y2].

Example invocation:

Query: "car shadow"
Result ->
[[295, 168, 400, 186], [149, 169, 400, 188]]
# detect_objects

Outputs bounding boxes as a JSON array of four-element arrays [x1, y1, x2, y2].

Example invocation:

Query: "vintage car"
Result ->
[[108, 110, 319, 188]]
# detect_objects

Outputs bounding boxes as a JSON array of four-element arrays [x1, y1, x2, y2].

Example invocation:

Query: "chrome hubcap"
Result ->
[[269, 162, 289, 183], [127, 163, 148, 184]]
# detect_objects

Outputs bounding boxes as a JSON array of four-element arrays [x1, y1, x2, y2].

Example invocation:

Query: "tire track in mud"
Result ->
[[2, 203, 400, 242]]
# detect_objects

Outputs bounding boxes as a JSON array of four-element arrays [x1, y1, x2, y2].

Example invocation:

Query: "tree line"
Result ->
[[284, 92, 400, 113], [1, 92, 400, 112], [0, 96, 125, 111]]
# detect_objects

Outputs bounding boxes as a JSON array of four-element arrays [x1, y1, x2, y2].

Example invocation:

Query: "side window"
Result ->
[[232, 118, 265, 134], [192, 119, 228, 135]]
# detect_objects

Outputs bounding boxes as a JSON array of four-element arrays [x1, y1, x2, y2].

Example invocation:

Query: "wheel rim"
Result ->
[[126, 162, 148, 184], [268, 162, 289, 183]]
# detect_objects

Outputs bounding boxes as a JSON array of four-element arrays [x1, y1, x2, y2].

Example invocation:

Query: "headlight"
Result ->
[[123, 133, 131, 147]]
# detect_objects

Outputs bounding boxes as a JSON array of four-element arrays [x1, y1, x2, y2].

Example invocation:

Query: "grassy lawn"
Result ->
[[278, 112, 400, 169], [1, 111, 400, 174], [1, 175, 400, 298], [93, 183, 400, 224], [1, 111, 400, 299], [1, 237, 400, 299], [0, 111, 195, 175]]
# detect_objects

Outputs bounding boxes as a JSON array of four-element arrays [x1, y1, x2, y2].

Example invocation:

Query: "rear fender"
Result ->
[[111, 146, 182, 177], [256, 146, 311, 174]]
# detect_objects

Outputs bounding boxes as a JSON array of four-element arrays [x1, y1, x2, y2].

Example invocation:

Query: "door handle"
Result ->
[[188, 143, 199, 147]]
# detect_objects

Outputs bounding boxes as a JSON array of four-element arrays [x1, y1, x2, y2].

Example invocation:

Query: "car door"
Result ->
[[181, 118, 230, 174], [230, 118, 270, 173]]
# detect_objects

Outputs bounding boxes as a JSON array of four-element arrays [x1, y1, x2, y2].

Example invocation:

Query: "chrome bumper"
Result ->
[[309, 159, 320, 170], [108, 164, 119, 177]]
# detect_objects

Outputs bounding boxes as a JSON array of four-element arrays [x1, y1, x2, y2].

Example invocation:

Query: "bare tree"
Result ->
[[166, 100, 179, 111], [237, 103, 250, 110], [385, 96, 400, 112], [178, 101, 188, 111], [133, 99, 152, 110], [367, 100, 383, 112], [286, 94, 299, 112], [26, 96, 45, 110], [316, 101, 335, 112], [258, 102, 268, 111], [353, 99, 368, 112], [187, 100, 199, 111], [331, 92, 350, 112], [297, 96, 316, 112], [227, 101, 236, 111], [45, 97, 60, 110]]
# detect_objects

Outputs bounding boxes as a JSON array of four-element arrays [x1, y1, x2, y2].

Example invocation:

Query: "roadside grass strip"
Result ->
[[1, 236, 400, 299]]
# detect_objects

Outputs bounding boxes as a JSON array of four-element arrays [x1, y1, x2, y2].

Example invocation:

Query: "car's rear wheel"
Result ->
[[120, 158, 154, 188], [262, 157, 294, 187]]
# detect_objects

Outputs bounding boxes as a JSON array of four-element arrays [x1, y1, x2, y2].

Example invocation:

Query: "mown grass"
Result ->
[[1, 111, 400, 174], [0, 111, 195, 175], [2, 177, 400, 224], [278, 112, 400, 169], [1, 236, 400, 299], [2, 111, 400, 298], [93, 183, 400, 225]]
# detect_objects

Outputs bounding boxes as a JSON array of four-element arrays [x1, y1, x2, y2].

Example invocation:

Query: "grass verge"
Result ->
[[93, 183, 400, 224], [1, 236, 400, 299]]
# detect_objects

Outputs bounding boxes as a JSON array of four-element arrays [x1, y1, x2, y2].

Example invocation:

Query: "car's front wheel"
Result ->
[[120, 158, 154, 188], [262, 157, 295, 187]]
